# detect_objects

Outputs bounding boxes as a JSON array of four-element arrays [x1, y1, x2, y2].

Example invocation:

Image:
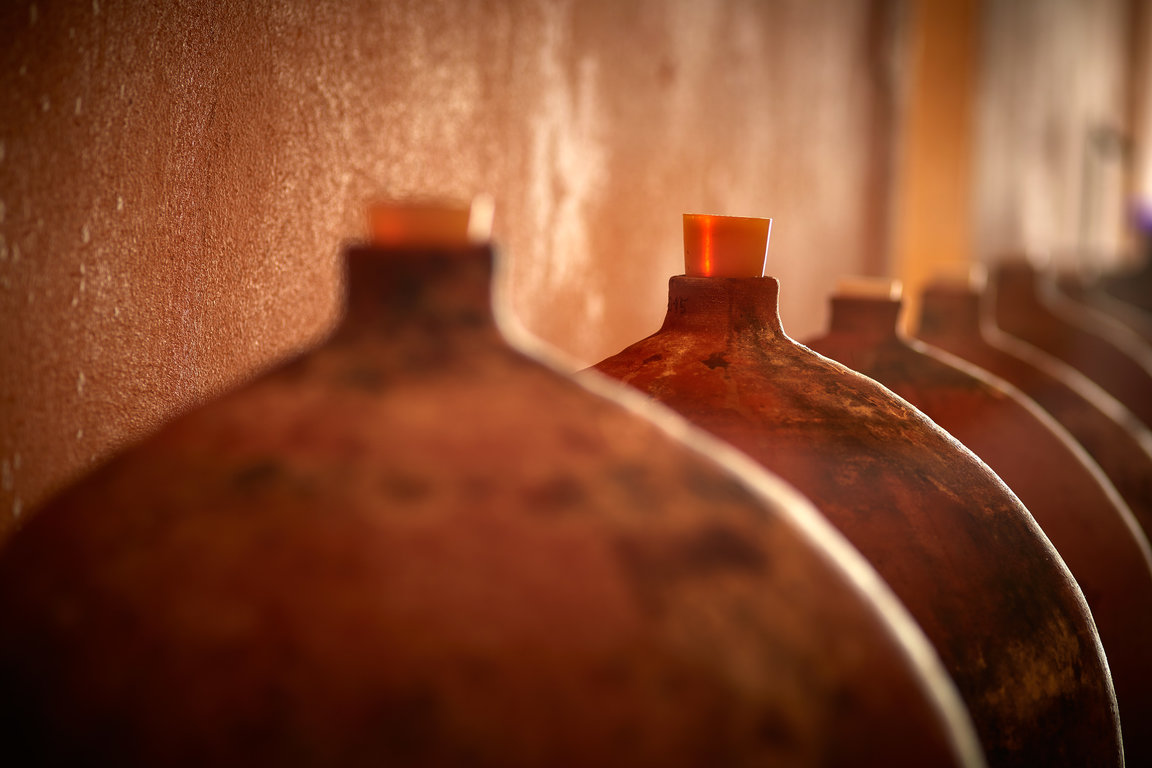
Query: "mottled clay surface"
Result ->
[[1059, 276, 1152, 347], [1103, 263, 1152, 314], [0, 247, 981, 767], [0, 0, 897, 536], [992, 263, 1152, 431], [809, 294, 1152, 768], [595, 276, 1122, 768], [919, 284, 1152, 545]]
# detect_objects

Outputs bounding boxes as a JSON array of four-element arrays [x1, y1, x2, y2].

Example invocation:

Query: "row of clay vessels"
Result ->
[[0, 204, 987, 767], [592, 215, 1151, 768], [0, 205, 1142, 768], [806, 269, 1152, 768]]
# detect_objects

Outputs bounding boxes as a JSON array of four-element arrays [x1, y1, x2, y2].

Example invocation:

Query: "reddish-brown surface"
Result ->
[[809, 293, 1152, 768], [918, 285, 1152, 539], [1103, 261, 1152, 315], [0, 247, 983, 767], [992, 262, 1152, 430], [1058, 275, 1152, 348], [594, 276, 1122, 768]]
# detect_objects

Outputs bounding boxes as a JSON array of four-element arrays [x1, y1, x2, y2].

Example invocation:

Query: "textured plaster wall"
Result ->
[[0, 0, 896, 536], [975, 0, 1132, 268]]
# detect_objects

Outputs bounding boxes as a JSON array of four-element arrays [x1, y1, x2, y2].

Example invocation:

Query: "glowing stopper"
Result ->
[[368, 195, 495, 246], [683, 214, 772, 277], [836, 276, 903, 300]]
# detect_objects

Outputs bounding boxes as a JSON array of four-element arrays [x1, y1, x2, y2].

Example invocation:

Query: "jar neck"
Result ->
[[335, 244, 500, 342], [827, 297, 902, 342], [659, 276, 785, 337], [918, 287, 983, 339], [991, 262, 1045, 316]]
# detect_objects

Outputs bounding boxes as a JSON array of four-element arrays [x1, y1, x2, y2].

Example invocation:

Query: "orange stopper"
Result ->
[[683, 214, 772, 277], [928, 262, 988, 291], [368, 195, 495, 246], [836, 276, 904, 300]]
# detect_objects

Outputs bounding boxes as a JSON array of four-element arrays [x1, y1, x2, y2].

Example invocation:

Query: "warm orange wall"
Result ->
[[890, 0, 978, 324], [0, 0, 897, 536]]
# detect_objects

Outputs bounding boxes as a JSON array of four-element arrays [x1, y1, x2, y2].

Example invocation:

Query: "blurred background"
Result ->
[[0, 0, 1146, 534]]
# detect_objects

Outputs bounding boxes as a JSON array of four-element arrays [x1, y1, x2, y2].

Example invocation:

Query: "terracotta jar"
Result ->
[[1100, 212, 1152, 312], [1057, 272, 1152, 348], [593, 214, 1122, 768], [992, 260, 1152, 430], [807, 276, 1152, 768], [1102, 256, 1152, 314], [0, 209, 984, 767], [918, 273, 1152, 540]]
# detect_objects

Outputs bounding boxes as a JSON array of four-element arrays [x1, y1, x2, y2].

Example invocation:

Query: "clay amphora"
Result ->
[[1057, 272, 1152, 348], [1102, 257, 1152, 315], [0, 212, 984, 767], [992, 260, 1152, 430], [593, 214, 1123, 768], [919, 276, 1152, 540], [808, 278, 1152, 768]]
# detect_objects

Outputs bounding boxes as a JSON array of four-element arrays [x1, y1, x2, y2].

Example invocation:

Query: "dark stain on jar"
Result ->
[[609, 462, 659, 508], [340, 365, 388, 392], [679, 524, 767, 575], [381, 472, 432, 504], [755, 706, 801, 750], [524, 475, 589, 514], [702, 353, 729, 370], [616, 525, 767, 614], [232, 461, 281, 491]]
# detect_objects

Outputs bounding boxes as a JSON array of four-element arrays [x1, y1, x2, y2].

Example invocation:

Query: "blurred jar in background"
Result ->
[[807, 275, 1152, 768]]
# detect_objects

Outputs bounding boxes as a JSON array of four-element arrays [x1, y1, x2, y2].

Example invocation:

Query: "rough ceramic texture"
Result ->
[[0, 245, 984, 767], [594, 276, 1123, 768], [0, 0, 898, 536], [808, 294, 1152, 768], [992, 262, 1152, 431], [919, 284, 1152, 543]]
